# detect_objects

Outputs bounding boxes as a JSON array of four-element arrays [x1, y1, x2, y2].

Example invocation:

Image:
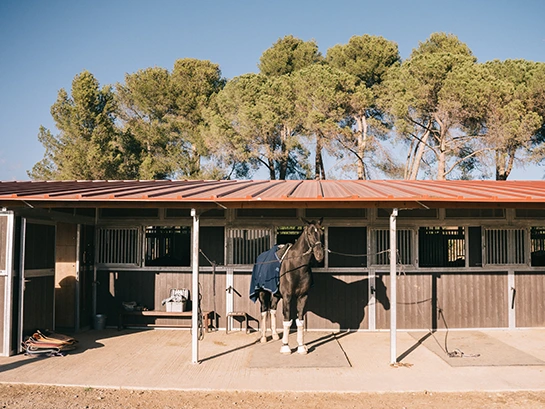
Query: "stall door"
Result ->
[[20, 220, 56, 345]]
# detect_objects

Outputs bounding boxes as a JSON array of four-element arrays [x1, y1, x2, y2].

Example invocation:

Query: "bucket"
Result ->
[[94, 314, 107, 330]]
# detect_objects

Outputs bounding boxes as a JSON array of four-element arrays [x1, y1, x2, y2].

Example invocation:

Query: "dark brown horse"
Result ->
[[254, 218, 324, 354]]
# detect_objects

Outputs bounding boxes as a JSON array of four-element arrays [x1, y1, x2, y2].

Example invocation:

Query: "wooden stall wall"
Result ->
[[376, 272, 508, 330], [436, 272, 508, 329], [23, 223, 55, 335], [376, 273, 433, 330], [55, 223, 77, 330], [306, 272, 371, 331], [233, 271, 261, 331], [96, 270, 227, 328], [22, 276, 54, 334], [515, 272, 545, 327]]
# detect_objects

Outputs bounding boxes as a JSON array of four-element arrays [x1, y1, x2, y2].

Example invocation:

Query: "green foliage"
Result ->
[[207, 73, 309, 180], [326, 34, 400, 89], [381, 33, 481, 179], [30, 32, 545, 182], [326, 35, 400, 179], [116, 59, 225, 179], [258, 35, 323, 77], [29, 71, 129, 180]]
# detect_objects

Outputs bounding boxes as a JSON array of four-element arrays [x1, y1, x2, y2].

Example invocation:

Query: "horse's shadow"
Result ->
[[306, 274, 390, 330]]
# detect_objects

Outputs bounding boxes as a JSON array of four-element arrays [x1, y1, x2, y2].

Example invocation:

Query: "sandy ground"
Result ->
[[1, 385, 545, 409]]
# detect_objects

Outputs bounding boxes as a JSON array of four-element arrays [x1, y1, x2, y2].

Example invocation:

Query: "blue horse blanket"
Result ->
[[249, 245, 281, 302]]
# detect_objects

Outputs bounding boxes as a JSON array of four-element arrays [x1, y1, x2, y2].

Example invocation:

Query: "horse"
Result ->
[[250, 218, 324, 354]]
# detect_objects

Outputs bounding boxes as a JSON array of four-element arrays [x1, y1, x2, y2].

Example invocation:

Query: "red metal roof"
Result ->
[[1, 179, 545, 208]]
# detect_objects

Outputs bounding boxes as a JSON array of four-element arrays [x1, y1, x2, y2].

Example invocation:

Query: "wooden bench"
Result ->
[[118, 310, 214, 331]]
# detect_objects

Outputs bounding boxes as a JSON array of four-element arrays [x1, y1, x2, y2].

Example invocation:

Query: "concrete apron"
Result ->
[[0, 328, 544, 393]]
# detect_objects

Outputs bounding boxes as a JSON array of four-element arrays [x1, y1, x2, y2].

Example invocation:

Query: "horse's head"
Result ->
[[302, 217, 324, 262]]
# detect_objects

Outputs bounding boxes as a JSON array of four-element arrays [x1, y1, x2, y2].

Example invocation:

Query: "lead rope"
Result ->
[[199, 249, 219, 333]]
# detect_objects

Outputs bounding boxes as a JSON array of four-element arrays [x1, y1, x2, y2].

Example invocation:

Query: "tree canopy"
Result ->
[[30, 33, 545, 181]]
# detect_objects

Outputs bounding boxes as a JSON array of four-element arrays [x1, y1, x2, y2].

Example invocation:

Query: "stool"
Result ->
[[226, 311, 251, 334]]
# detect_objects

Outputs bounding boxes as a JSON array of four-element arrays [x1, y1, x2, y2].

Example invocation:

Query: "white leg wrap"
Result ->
[[296, 319, 304, 346], [280, 320, 292, 353], [296, 319, 307, 354], [270, 310, 279, 340], [260, 311, 268, 343]]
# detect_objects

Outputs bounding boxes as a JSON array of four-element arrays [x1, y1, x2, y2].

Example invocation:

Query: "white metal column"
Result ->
[[226, 268, 234, 329], [191, 209, 200, 364], [508, 269, 516, 329], [1, 212, 14, 356], [389, 208, 398, 365]]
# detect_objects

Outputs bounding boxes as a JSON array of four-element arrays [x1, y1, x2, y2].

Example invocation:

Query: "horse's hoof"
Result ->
[[260, 336, 267, 343], [280, 344, 291, 354], [297, 345, 308, 355], [272, 333, 280, 341]]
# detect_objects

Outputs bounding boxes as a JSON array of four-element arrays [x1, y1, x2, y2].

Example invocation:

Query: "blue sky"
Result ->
[[1, 0, 544, 181]]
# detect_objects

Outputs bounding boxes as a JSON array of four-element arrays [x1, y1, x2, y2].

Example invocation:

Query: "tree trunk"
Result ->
[[315, 133, 326, 180], [278, 125, 290, 180], [356, 115, 368, 180], [495, 147, 514, 180], [268, 157, 276, 180], [408, 129, 430, 180]]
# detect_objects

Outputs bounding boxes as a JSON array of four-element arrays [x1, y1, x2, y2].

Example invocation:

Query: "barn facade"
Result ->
[[0, 179, 544, 358]]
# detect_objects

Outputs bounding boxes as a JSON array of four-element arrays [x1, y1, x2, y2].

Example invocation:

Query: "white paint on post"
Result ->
[[390, 208, 398, 365], [508, 269, 516, 329], [191, 208, 200, 364]]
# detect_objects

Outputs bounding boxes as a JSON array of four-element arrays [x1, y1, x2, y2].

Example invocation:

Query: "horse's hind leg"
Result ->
[[270, 295, 280, 341], [258, 291, 269, 343], [296, 294, 308, 355]]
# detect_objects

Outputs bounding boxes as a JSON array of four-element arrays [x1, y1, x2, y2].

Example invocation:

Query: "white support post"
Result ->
[[2, 213, 14, 356], [389, 208, 398, 365], [508, 269, 516, 329], [191, 208, 200, 364]]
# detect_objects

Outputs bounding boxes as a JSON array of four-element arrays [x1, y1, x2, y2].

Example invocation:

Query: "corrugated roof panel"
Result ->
[[320, 181, 353, 199], [246, 181, 302, 200], [2, 180, 545, 206]]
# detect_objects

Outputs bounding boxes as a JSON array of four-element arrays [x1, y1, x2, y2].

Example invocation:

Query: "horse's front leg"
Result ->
[[270, 294, 280, 341], [280, 294, 292, 354], [296, 294, 308, 355]]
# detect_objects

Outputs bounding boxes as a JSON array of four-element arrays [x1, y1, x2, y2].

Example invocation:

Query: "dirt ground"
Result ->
[[1, 385, 545, 409]]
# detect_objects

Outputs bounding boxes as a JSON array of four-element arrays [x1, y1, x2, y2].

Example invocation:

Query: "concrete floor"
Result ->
[[0, 328, 544, 393]]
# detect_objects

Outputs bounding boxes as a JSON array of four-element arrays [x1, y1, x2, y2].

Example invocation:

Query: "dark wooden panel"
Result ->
[[199, 271, 226, 329], [233, 271, 261, 329], [23, 276, 54, 335], [377, 272, 508, 330], [306, 273, 371, 331], [377, 273, 433, 330], [515, 272, 545, 327], [436, 272, 508, 329], [25, 223, 55, 270], [97, 270, 227, 328]]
